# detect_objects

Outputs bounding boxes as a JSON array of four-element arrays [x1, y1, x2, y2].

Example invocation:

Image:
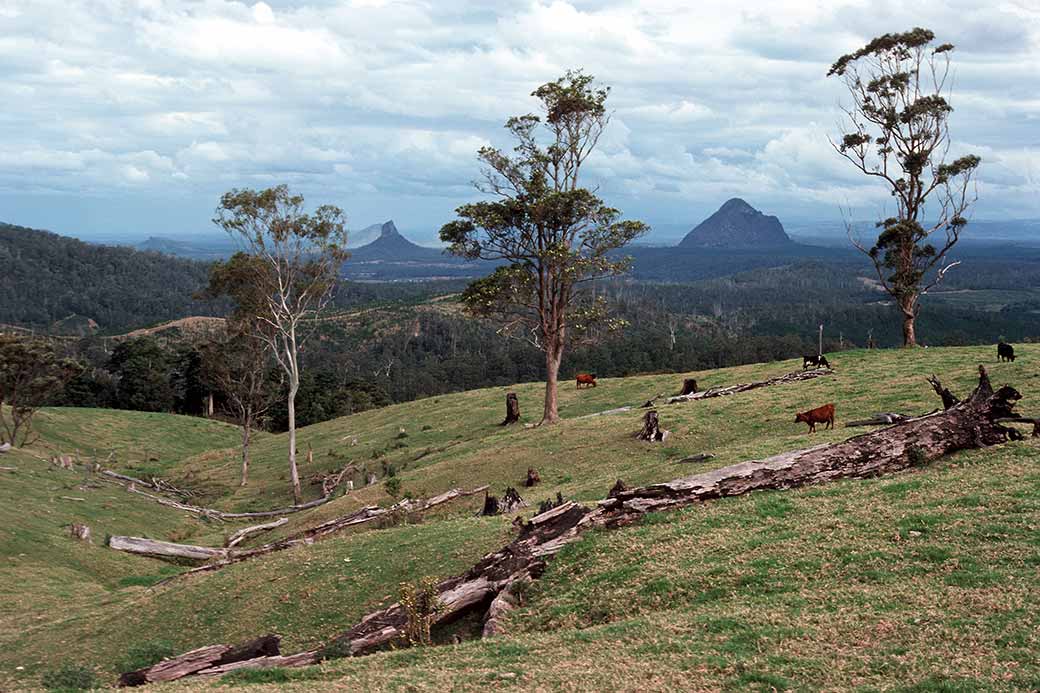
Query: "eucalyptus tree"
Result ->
[[213, 186, 348, 503], [827, 28, 980, 346], [441, 70, 647, 423]]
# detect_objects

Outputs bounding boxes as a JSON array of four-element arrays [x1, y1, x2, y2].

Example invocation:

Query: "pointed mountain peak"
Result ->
[[720, 198, 755, 213], [380, 220, 399, 237]]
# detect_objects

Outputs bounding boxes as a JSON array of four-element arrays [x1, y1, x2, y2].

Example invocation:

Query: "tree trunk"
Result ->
[[287, 384, 302, 505], [240, 420, 251, 487], [501, 392, 520, 426], [542, 348, 562, 424], [900, 297, 917, 347]]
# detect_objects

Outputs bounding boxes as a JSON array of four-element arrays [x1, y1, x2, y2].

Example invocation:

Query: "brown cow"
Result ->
[[576, 373, 597, 389], [795, 403, 835, 433]]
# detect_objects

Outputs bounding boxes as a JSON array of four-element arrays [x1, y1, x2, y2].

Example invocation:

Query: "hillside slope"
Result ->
[[1, 346, 1037, 690]]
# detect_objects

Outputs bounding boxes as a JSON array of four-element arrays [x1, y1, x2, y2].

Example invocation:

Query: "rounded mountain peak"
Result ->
[[719, 198, 755, 213], [379, 220, 399, 237]]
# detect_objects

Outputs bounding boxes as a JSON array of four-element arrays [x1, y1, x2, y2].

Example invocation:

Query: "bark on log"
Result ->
[[118, 635, 281, 687], [667, 368, 832, 404], [108, 536, 227, 562], [501, 392, 520, 426], [129, 367, 1027, 680], [225, 518, 289, 548], [636, 410, 669, 442], [679, 378, 698, 396]]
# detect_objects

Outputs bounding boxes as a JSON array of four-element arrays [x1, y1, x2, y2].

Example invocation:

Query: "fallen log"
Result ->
[[577, 405, 633, 419], [119, 366, 1028, 683], [675, 453, 715, 464], [118, 635, 281, 687], [845, 412, 914, 427], [160, 485, 490, 581], [667, 367, 833, 404], [108, 536, 227, 562], [225, 517, 289, 548]]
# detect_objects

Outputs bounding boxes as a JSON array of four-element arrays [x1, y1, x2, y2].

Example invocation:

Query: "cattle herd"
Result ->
[[571, 342, 1018, 435]]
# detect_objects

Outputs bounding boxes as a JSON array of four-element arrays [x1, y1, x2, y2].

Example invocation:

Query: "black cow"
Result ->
[[998, 342, 1016, 362], [803, 354, 831, 370]]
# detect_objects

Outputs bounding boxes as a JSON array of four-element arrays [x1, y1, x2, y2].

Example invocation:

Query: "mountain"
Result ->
[[679, 198, 792, 248], [347, 221, 447, 262]]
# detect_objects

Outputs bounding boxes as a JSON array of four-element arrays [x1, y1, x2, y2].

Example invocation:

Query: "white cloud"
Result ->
[[0, 0, 1036, 239]]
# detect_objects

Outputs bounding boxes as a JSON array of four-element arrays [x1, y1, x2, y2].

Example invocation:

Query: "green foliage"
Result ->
[[399, 576, 445, 646], [384, 476, 402, 498], [40, 664, 97, 691], [0, 335, 80, 446]]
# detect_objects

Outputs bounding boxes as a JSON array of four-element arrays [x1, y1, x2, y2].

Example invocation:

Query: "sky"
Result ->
[[1, 0, 1038, 245]]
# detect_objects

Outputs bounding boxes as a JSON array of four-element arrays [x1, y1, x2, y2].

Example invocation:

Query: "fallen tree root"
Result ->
[[148, 485, 489, 580], [667, 367, 833, 404], [118, 366, 1027, 685]]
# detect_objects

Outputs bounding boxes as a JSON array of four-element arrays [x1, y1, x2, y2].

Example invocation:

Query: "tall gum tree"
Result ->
[[213, 186, 348, 503], [441, 70, 648, 424], [827, 27, 980, 347]]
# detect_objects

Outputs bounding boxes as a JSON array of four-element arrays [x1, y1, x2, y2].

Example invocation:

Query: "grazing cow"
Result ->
[[802, 354, 832, 370], [576, 373, 597, 389], [795, 403, 835, 433], [998, 342, 1016, 362]]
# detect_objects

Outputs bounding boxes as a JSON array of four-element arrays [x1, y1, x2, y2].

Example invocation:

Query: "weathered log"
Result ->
[[667, 368, 832, 404], [577, 405, 633, 419], [501, 392, 520, 425], [636, 410, 669, 442], [675, 453, 715, 464], [927, 375, 960, 410], [845, 412, 914, 427], [162, 486, 489, 581], [108, 536, 227, 562], [0, 465, 15, 472], [195, 651, 319, 677], [225, 518, 289, 548], [118, 635, 281, 687], [0, 442, 11, 454], [524, 467, 540, 487], [679, 378, 698, 396], [132, 367, 1027, 677]]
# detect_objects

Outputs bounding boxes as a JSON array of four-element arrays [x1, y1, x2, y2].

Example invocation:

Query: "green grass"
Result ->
[[1, 345, 1038, 690]]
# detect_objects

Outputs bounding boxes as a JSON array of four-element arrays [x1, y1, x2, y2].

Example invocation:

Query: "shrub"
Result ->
[[385, 476, 402, 498], [400, 576, 445, 646]]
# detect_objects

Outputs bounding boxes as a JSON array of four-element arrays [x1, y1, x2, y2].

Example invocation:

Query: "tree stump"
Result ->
[[636, 410, 670, 442], [480, 492, 500, 516], [926, 375, 960, 410], [524, 468, 540, 487], [679, 378, 698, 396], [366, 473, 378, 486], [538, 492, 565, 514], [70, 524, 91, 543], [500, 487, 527, 513], [501, 392, 520, 426], [608, 479, 628, 498]]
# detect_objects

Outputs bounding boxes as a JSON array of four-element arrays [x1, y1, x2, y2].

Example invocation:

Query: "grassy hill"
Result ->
[[1, 345, 1038, 690]]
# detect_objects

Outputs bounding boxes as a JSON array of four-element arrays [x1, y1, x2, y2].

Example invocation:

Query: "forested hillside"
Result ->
[[0, 223, 220, 333]]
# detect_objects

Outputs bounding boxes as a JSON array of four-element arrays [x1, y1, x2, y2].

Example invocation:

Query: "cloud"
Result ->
[[0, 0, 1037, 242]]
